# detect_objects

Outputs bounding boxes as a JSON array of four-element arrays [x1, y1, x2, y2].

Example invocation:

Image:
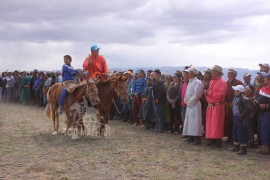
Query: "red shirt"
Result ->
[[83, 55, 109, 79]]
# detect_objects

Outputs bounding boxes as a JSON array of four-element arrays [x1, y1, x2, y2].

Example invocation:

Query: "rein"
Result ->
[[113, 100, 125, 114], [114, 87, 128, 96]]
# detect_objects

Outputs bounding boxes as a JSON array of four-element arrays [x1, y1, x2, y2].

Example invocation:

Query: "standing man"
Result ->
[[259, 63, 270, 73], [243, 72, 253, 87], [256, 72, 270, 154], [19, 71, 31, 104], [152, 69, 165, 133], [182, 67, 204, 145], [224, 69, 243, 142], [132, 70, 146, 126], [204, 65, 227, 148], [83, 45, 109, 81]]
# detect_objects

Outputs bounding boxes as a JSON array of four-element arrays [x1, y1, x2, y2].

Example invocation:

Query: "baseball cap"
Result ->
[[90, 45, 100, 51], [232, 85, 244, 93]]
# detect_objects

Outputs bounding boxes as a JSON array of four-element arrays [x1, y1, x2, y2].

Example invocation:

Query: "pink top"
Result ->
[[181, 80, 188, 107]]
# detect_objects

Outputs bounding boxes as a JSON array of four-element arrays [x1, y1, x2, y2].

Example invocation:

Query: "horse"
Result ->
[[89, 75, 129, 135], [45, 80, 100, 135]]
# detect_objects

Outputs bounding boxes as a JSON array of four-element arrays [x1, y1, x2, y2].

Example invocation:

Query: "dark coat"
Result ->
[[237, 94, 252, 125]]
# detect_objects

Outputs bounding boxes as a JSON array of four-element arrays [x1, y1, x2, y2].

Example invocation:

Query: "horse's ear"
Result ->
[[120, 75, 128, 82]]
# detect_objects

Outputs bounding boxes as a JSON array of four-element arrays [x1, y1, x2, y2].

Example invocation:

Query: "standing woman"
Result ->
[[167, 72, 182, 134], [163, 75, 173, 130]]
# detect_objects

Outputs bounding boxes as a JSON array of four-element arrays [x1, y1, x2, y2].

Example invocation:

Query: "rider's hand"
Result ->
[[88, 56, 92, 66]]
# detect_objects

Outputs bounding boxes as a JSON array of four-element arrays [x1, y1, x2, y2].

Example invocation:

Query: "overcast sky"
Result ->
[[1, 0, 270, 72]]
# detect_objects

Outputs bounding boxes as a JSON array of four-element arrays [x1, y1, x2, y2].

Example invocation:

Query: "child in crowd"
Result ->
[[231, 85, 252, 155]]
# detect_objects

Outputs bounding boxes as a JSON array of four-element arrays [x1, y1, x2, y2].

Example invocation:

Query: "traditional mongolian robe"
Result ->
[[205, 77, 227, 139], [20, 75, 31, 102], [182, 77, 204, 136], [224, 78, 243, 138]]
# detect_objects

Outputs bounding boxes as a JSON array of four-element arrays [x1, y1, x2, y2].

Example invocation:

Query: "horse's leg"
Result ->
[[51, 104, 58, 135], [71, 112, 79, 140], [56, 114, 59, 133]]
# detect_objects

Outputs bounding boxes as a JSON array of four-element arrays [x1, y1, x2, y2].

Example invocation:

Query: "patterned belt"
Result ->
[[208, 102, 224, 108], [24, 84, 30, 88]]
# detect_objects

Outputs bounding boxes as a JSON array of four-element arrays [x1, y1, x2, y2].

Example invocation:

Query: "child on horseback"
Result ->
[[58, 55, 78, 114]]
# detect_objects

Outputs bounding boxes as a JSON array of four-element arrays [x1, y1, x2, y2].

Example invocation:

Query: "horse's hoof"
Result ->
[[62, 128, 67, 135], [71, 135, 79, 140], [52, 131, 58, 135]]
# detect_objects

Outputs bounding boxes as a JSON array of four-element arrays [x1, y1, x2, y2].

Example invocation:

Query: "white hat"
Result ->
[[232, 85, 244, 93], [243, 72, 251, 77], [188, 67, 199, 75]]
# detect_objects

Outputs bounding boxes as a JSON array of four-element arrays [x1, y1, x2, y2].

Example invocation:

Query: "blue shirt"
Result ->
[[62, 64, 77, 82], [232, 96, 240, 115], [133, 78, 146, 95]]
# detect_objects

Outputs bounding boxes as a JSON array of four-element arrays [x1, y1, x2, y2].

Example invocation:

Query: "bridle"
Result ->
[[114, 81, 128, 96]]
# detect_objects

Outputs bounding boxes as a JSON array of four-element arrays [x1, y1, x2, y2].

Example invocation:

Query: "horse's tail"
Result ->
[[44, 87, 52, 120], [45, 103, 52, 120], [46, 87, 51, 103]]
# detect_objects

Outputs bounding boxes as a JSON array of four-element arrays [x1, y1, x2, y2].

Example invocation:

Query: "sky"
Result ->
[[1, 0, 270, 72]]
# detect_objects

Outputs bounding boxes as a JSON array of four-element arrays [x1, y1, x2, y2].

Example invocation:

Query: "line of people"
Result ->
[[118, 63, 270, 155]]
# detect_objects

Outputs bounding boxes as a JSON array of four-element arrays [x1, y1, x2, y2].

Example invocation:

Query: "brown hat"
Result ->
[[259, 63, 270, 69], [228, 68, 238, 75], [204, 68, 212, 74], [211, 65, 223, 74]]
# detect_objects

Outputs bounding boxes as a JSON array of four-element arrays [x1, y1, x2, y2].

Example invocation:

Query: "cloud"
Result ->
[[0, 0, 270, 72]]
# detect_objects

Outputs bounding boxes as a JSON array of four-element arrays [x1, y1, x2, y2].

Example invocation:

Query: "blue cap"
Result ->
[[90, 45, 100, 51]]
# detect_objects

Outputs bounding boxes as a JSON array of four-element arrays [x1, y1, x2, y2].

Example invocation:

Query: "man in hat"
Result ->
[[204, 65, 227, 148], [83, 45, 109, 81], [255, 72, 270, 154], [259, 63, 270, 73], [224, 68, 243, 142], [243, 72, 253, 87], [182, 67, 204, 145]]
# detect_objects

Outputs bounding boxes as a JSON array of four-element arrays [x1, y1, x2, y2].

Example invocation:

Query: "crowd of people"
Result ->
[[114, 63, 270, 155], [1, 44, 269, 156]]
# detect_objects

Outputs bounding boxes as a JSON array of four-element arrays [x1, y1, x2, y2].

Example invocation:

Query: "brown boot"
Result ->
[[185, 136, 194, 142], [214, 139, 222, 148], [206, 139, 215, 146], [237, 145, 247, 155], [229, 143, 240, 152], [193, 137, 201, 145]]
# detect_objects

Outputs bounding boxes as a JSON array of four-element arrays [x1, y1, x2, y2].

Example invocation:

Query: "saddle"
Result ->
[[63, 80, 86, 93]]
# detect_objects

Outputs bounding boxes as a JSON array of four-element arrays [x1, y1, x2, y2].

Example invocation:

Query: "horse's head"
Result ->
[[85, 80, 100, 106], [115, 75, 129, 103]]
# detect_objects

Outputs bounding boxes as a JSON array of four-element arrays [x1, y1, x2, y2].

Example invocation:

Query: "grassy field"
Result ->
[[0, 102, 269, 180]]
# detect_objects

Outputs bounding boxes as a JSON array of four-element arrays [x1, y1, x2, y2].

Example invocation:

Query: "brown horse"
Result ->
[[45, 80, 100, 135], [88, 75, 129, 134]]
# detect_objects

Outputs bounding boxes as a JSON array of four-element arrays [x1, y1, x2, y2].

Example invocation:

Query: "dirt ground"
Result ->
[[0, 102, 270, 180]]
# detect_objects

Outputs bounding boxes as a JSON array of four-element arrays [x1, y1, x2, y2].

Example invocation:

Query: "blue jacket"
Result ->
[[62, 64, 77, 82]]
